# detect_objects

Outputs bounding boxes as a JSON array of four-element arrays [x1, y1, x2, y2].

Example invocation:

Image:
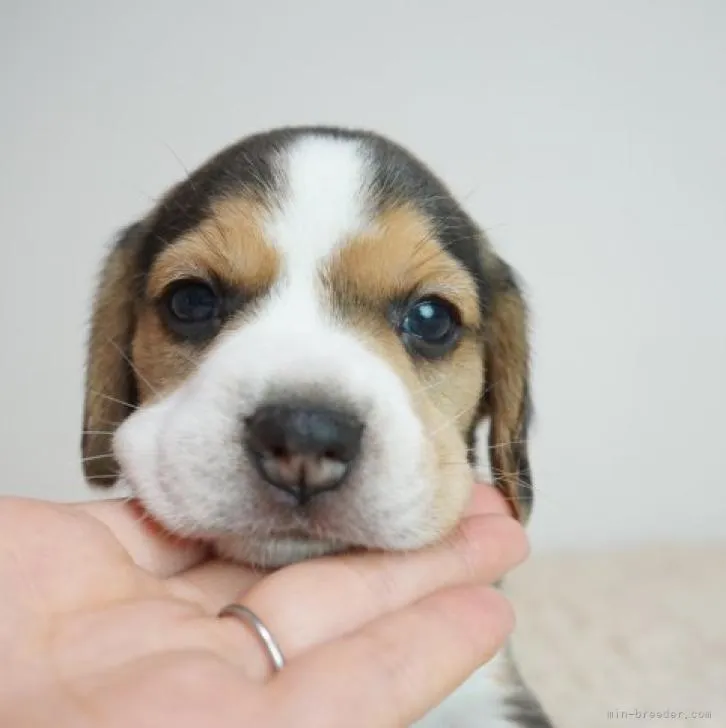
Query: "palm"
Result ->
[[0, 488, 524, 728]]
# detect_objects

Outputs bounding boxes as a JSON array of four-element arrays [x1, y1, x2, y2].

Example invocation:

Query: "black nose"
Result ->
[[245, 403, 364, 504]]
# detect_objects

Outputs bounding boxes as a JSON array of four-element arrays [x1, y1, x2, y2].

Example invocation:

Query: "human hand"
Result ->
[[0, 484, 527, 728]]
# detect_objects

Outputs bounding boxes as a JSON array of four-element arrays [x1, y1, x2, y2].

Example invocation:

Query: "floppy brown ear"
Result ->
[[81, 223, 143, 486], [480, 256, 534, 523]]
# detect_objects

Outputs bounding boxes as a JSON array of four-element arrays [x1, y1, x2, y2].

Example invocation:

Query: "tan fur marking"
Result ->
[[147, 196, 279, 300], [134, 196, 280, 400], [82, 226, 143, 483], [326, 204, 481, 328], [484, 281, 531, 521], [130, 313, 198, 401]]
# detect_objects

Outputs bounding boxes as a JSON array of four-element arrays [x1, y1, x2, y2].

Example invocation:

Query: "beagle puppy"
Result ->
[[82, 126, 552, 727]]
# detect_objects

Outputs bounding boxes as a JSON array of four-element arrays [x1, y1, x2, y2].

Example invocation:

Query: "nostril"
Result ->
[[245, 402, 365, 496], [247, 404, 363, 458], [323, 426, 364, 463]]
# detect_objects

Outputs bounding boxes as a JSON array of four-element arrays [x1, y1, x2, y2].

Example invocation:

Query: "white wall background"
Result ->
[[1, 0, 724, 551]]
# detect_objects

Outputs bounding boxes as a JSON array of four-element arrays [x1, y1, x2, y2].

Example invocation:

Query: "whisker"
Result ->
[[89, 390, 138, 411], [488, 466, 535, 488], [106, 337, 158, 396], [84, 417, 126, 430], [486, 439, 530, 451], [426, 405, 473, 439], [169, 342, 201, 368], [433, 459, 562, 507], [409, 376, 447, 398], [81, 453, 116, 463], [487, 467, 563, 509], [159, 140, 194, 185]]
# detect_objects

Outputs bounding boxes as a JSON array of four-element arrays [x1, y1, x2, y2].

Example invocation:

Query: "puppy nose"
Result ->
[[245, 403, 364, 504]]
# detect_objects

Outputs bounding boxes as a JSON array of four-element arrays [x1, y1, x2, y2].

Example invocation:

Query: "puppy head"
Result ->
[[82, 127, 533, 566]]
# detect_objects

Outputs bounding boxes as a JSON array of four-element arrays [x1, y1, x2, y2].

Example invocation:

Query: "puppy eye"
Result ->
[[162, 280, 221, 341], [168, 281, 219, 323], [399, 296, 461, 358]]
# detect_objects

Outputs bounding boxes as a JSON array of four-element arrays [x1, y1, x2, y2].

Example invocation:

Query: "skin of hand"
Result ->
[[0, 483, 528, 728]]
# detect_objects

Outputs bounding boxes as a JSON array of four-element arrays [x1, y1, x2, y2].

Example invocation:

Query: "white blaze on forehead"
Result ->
[[266, 135, 373, 273]]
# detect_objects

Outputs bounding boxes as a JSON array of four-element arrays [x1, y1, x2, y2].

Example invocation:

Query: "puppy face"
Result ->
[[83, 127, 533, 567]]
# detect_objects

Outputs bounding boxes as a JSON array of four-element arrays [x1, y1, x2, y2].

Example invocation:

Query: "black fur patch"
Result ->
[[128, 126, 492, 315], [505, 690, 555, 727]]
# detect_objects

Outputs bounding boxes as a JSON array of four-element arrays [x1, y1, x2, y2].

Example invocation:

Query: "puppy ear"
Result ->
[[480, 256, 534, 523], [81, 223, 143, 486]]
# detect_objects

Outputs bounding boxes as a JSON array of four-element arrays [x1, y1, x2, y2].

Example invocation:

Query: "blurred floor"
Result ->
[[507, 544, 725, 728]]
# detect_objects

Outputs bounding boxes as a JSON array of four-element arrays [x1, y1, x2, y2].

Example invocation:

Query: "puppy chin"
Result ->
[[123, 479, 351, 568], [215, 534, 352, 568]]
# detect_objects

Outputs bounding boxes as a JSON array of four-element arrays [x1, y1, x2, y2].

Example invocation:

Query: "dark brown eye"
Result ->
[[163, 280, 221, 340], [168, 282, 219, 323], [399, 296, 461, 358]]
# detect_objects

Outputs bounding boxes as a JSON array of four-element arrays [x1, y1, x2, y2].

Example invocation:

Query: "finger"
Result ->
[[0, 497, 172, 614], [216, 512, 527, 677], [464, 481, 512, 517], [271, 585, 514, 728], [73, 484, 504, 585], [73, 498, 210, 577], [167, 560, 265, 612]]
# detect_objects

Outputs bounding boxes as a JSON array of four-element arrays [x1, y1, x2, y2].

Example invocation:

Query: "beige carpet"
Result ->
[[505, 544, 724, 728]]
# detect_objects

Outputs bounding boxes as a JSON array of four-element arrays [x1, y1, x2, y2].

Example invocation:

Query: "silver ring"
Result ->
[[217, 603, 286, 672]]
